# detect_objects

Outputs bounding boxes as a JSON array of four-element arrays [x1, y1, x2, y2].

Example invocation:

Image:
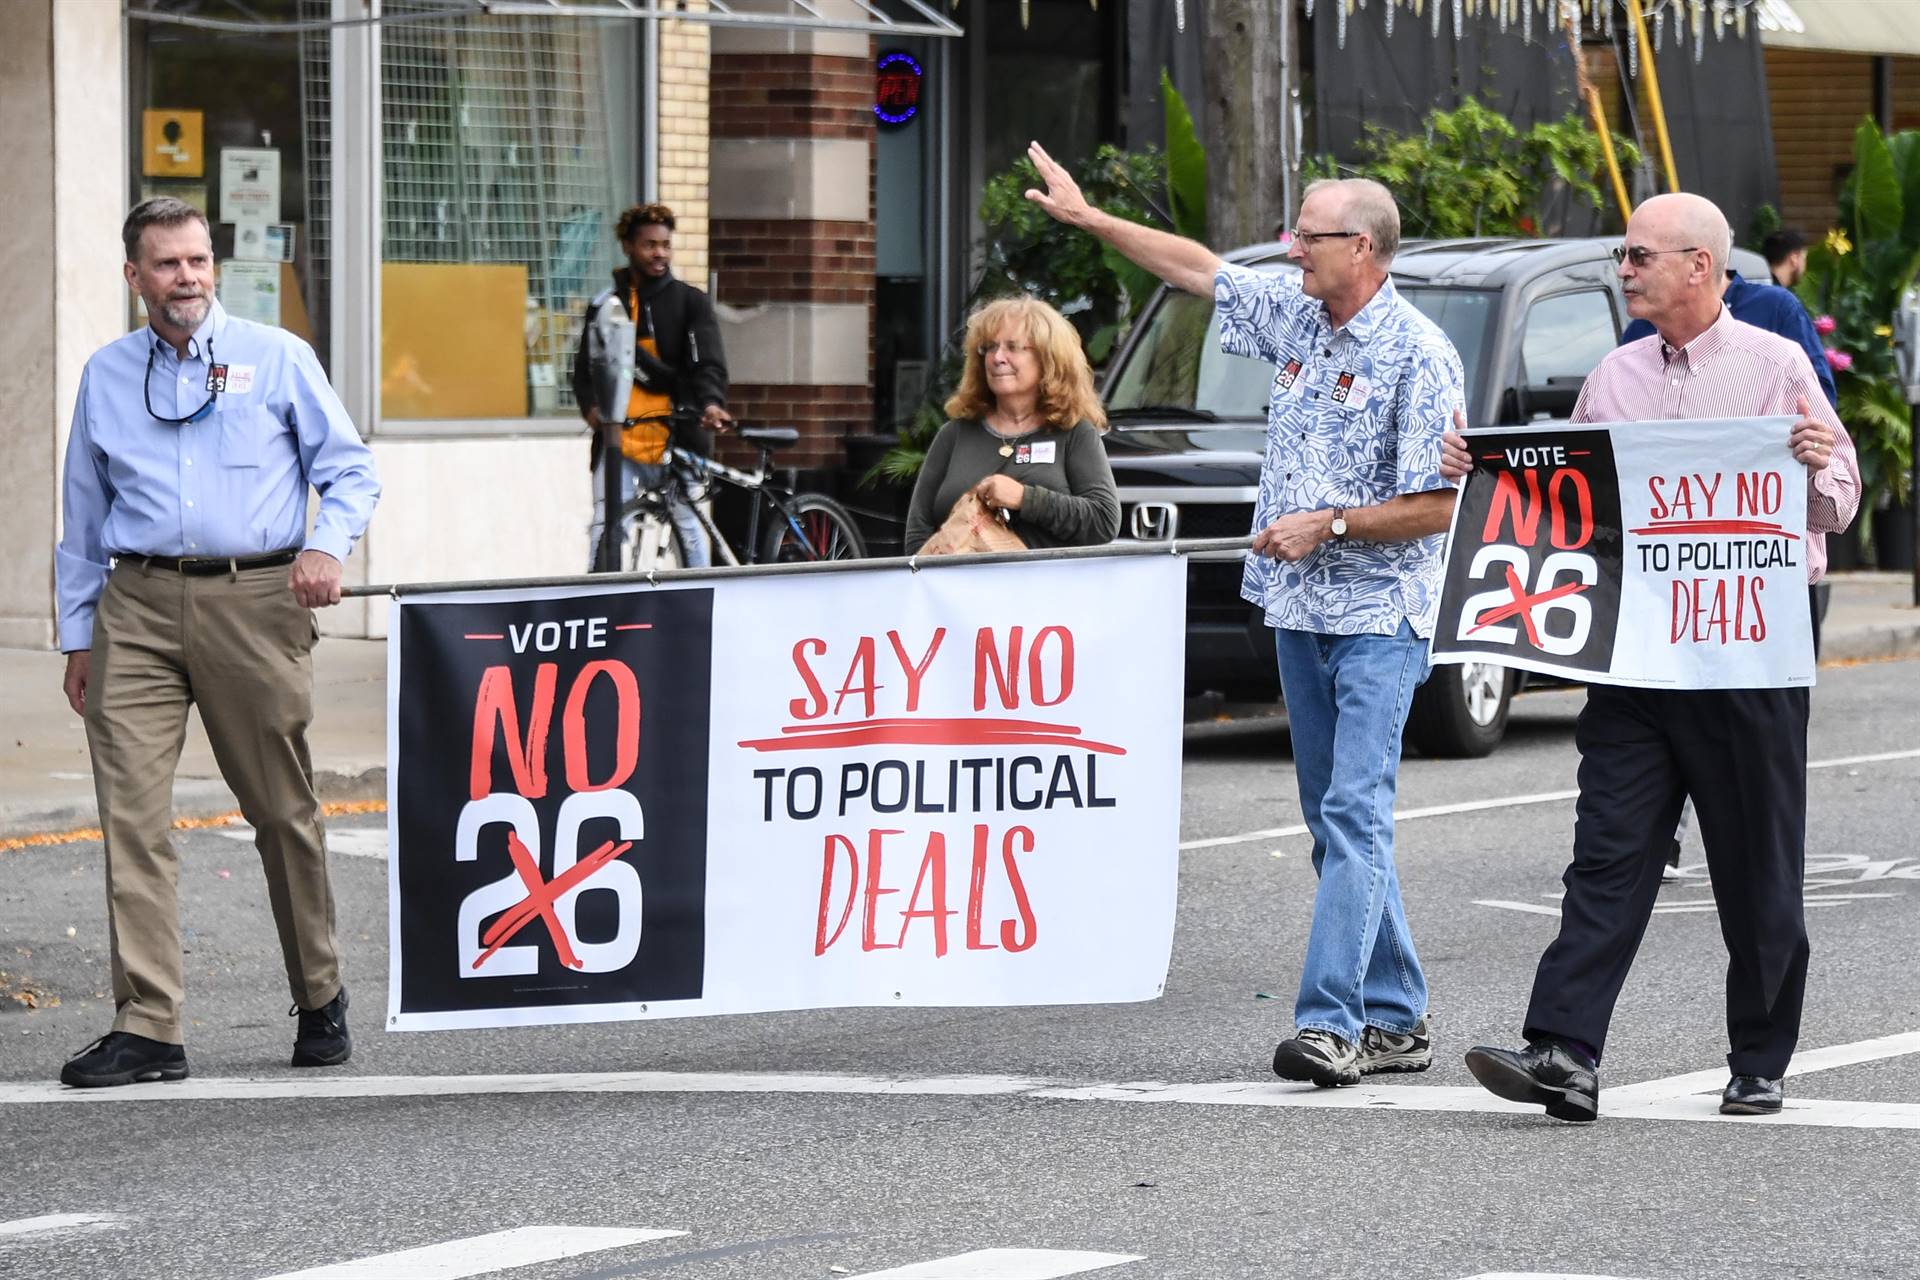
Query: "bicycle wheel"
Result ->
[[760, 493, 867, 564], [618, 497, 688, 572]]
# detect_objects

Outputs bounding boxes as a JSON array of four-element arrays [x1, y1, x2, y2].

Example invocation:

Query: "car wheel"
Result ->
[[1404, 661, 1516, 758]]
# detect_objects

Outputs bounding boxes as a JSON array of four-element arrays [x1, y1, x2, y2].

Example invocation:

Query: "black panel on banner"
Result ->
[[395, 589, 714, 1018], [1436, 429, 1624, 675]]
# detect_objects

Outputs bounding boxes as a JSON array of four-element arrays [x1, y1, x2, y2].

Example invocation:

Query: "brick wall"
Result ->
[[709, 219, 875, 304], [658, 10, 710, 287], [709, 37, 876, 475], [710, 55, 873, 139], [721, 385, 873, 470]]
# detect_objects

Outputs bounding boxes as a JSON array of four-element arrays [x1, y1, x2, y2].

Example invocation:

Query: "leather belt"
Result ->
[[122, 550, 300, 576]]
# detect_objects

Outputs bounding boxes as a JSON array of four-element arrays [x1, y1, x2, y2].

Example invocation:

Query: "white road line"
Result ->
[[1181, 747, 1920, 851], [1609, 1029, 1920, 1107], [848, 1248, 1142, 1279], [0, 1213, 125, 1238], [5, 1032, 1917, 1128], [217, 827, 387, 859], [257, 1226, 683, 1280]]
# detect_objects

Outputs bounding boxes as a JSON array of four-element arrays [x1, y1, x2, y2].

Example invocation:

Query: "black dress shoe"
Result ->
[[291, 985, 351, 1067], [60, 1031, 189, 1088], [1464, 1039, 1599, 1123], [1721, 1073, 1784, 1115]]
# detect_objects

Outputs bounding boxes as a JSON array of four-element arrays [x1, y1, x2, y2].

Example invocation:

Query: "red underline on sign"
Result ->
[[615, 623, 652, 631], [1630, 520, 1799, 539], [738, 716, 1127, 755], [1568, 450, 1591, 456], [464, 634, 505, 641]]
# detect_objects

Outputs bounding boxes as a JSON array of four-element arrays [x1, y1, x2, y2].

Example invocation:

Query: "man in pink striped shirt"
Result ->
[[1441, 193, 1860, 1122]]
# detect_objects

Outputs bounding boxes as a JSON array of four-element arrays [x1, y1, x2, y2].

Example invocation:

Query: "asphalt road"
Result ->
[[3, 659, 1918, 1280]]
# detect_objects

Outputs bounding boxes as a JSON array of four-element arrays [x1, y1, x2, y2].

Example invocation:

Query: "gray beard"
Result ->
[[159, 294, 211, 332]]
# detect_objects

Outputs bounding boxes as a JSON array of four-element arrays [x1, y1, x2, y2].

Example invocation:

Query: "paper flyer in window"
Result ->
[[219, 260, 281, 327], [219, 147, 281, 224]]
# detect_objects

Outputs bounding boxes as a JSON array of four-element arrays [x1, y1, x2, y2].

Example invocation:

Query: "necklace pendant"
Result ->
[[998, 444, 1014, 457]]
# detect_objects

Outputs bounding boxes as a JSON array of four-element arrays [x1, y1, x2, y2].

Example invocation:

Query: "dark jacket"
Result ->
[[1621, 273, 1838, 407], [571, 266, 728, 466]]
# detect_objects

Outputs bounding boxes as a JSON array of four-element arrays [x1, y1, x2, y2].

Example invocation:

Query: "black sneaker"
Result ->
[[291, 985, 351, 1067], [1272, 1028, 1361, 1087], [60, 1031, 189, 1088], [1358, 1016, 1433, 1075]]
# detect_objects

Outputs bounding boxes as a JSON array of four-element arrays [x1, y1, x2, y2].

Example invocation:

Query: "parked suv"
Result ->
[[1102, 236, 1769, 756]]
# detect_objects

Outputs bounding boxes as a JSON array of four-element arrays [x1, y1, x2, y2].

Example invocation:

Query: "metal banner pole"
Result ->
[[344, 537, 1255, 600]]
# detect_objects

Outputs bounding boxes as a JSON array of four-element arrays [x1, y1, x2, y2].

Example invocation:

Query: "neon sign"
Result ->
[[875, 51, 923, 126]]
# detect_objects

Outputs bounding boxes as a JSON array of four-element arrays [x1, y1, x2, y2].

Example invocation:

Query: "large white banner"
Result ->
[[1431, 417, 1814, 689], [385, 555, 1186, 1031]]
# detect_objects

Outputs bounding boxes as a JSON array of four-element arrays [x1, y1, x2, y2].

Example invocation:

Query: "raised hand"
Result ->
[[1023, 142, 1094, 228]]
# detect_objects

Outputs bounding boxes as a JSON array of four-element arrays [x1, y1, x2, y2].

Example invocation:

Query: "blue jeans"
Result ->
[[1274, 620, 1431, 1043], [588, 454, 711, 570]]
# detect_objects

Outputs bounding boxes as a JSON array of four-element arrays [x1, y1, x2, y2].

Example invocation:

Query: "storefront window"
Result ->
[[128, 0, 332, 370], [379, 5, 640, 421]]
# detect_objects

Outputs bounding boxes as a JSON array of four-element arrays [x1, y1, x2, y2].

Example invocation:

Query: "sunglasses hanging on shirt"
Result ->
[[143, 339, 223, 425]]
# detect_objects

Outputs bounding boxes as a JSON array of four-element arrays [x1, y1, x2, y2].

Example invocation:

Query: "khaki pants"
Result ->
[[85, 560, 340, 1044]]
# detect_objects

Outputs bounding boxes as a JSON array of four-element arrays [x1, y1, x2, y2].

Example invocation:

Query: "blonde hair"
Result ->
[[945, 295, 1107, 431]]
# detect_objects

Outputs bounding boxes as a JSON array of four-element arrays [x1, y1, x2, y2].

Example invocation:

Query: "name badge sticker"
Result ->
[[1276, 358, 1305, 392], [1030, 440, 1057, 464], [224, 365, 257, 395]]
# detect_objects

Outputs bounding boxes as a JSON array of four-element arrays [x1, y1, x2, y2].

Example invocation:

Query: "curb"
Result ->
[[1823, 623, 1920, 664], [0, 767, 387, 846]]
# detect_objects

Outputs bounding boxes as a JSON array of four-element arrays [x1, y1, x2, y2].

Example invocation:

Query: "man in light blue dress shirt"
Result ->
[[1026, 147, 1465, 1087], [54, 198, 379, 1088]]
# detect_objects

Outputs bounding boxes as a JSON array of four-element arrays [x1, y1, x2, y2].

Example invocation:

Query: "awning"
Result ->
[[126, 0, 963, 39], [1759, 0, 1920, 58]]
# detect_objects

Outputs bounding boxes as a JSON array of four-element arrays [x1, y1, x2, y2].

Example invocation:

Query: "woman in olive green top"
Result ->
[[905, 296, 1121, 552]]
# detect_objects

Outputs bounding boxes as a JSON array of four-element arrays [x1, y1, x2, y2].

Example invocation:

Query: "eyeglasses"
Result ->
[[1289, 228, 1363, 247], [977, 341, 1034, 358], [1610, 244, 1701, 268]]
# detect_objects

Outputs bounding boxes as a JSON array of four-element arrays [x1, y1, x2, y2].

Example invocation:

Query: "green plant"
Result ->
[[871, 73, 1208, 487], [1797, 118, 1919, 550], [1303, 97, 1640, 239]]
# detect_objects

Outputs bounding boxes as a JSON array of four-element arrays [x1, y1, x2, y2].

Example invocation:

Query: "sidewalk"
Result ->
[[2, 573, 1914, 837]]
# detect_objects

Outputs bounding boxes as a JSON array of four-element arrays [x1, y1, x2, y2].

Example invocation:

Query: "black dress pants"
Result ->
[[1524, 683, 1811, 1078]]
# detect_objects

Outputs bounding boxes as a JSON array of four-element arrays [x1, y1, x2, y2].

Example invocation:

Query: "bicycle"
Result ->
[[612, 414, 868, 571]]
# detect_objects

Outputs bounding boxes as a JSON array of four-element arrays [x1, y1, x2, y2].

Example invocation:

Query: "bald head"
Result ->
[[1632, 193, 1732, 279]]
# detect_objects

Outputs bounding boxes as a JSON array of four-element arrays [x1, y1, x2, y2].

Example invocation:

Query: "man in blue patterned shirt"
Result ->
[[1027, 144, 1465, 1086]]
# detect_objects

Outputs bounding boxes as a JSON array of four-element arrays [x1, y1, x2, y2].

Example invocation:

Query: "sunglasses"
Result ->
[[1610, 244, 1701, 268]]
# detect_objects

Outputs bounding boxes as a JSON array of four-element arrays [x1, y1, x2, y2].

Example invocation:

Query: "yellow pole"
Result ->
[[1564, 14, 1632, 223], [1586, 86, 1634, 222], [1628, 0, 1681, 192]]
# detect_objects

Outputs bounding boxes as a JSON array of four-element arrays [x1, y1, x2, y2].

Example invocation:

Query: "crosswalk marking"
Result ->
[[256, 1225, 684, 1280], [0, 1213, 124, 1238], [847, 1247, 1142, 1278], [1181, 746, 1920, 851], [3, 1030, 1915, 1129], [217, 826, 387, 859]]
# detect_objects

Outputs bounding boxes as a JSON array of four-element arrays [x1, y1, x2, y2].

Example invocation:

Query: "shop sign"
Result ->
[[875, 51, 923, 127]]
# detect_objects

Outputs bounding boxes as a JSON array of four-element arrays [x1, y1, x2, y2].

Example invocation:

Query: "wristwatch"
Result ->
[[1329, 508, 1349, 540]]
